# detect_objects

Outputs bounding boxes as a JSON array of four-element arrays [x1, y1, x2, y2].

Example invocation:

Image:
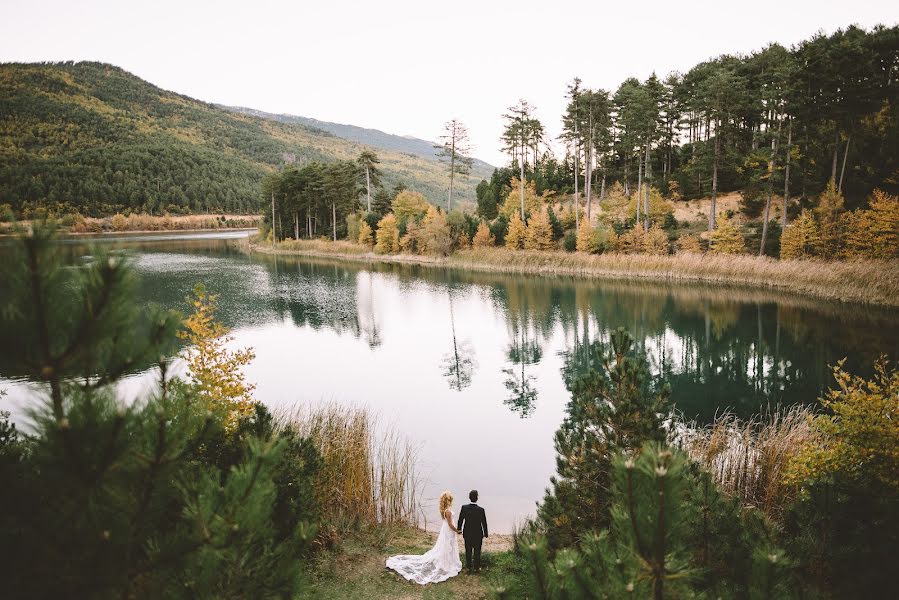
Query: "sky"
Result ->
[[1, 0, 897, 167]]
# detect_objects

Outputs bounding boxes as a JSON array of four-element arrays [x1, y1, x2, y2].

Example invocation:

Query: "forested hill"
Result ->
[[0, 61, 483, 216], [220, 105, 495, 178]]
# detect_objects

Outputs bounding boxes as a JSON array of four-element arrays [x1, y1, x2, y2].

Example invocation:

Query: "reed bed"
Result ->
[[273, 238, 370, 256], [673, 406, 817, 515], [451, 248, 899, 307], [279, 403, 421, 528]]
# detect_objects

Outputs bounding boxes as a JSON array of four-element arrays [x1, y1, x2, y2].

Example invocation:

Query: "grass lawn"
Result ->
[[304, 526, 527, 600]]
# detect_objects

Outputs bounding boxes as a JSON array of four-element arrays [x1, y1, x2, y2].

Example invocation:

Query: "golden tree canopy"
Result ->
[[505, 212, 527, 250], [391, 190, 430, 223], [374, 213, 400, 254], [708, 215, 745, 255]]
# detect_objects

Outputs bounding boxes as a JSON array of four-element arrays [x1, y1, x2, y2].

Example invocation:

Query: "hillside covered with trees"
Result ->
[[0, 61, 483, 217]]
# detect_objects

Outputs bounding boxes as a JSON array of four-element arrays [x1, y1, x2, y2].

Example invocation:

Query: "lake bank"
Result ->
[[247, 239, 899, 308], [306, 525, 520, 600]]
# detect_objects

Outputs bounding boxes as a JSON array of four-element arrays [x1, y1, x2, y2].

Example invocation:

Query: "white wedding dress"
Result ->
[[386, 510, 462, 584]]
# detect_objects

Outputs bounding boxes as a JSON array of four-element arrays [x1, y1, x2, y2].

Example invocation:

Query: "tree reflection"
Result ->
[[502, 324, 542, 417], [442, 296, 476, 391]]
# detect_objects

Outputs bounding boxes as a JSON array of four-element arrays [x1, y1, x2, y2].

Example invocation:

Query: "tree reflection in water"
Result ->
[[503, 323, 543, 417], [441, 295, 476, 391]]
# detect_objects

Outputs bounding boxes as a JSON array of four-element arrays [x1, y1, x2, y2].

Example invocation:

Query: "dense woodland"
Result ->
[[0, 62, 483, 217], [481, 25, 898, 213]]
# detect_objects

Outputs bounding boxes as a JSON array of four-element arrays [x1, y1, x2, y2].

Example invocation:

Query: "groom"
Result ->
[[456, 489, 488, 574]]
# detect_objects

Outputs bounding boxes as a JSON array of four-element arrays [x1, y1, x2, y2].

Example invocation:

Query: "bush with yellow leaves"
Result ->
[[179, 286, 256, 428], [780, 210, 820, 260], [374, 213, 400, 254], [708, 215, 745, 255], [472, 221, 495, 248], [358, 220, 374, 247], [505, 212, 527, 250], [525, 209, 555, 250]]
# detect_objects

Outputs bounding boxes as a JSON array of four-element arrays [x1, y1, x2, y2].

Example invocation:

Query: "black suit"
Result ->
[[456, 503, 488, 572]]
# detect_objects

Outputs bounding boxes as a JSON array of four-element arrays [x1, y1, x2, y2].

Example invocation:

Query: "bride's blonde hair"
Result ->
[[439, 490, 453, 518]]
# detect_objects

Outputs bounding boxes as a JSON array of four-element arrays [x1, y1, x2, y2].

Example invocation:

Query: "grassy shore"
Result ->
[[305, 526, 521, 600], [0, 213, 261, 235], [248, 239, 899, 307]]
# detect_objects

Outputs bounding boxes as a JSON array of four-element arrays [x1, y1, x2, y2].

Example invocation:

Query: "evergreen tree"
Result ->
[[538, 329, 670, 549], [0, 223, 317, 599]]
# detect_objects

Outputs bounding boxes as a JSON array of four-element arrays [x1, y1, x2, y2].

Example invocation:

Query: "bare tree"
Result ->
[[435, 119, 473, 212]]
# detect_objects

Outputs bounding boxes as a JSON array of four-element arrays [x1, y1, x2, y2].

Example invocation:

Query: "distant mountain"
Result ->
[[220, 106, 495, 178], [0, 61, 490, 216]]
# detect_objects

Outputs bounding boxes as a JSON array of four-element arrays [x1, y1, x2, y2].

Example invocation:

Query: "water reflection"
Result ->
[[442, 296, 476, 391], [2, 234, 897, 532]]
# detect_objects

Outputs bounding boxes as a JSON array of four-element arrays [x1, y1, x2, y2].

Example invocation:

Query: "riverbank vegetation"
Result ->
[[0, 223, 421, 599], [0, 208, 260, 235], [501, 328, 897, 599]]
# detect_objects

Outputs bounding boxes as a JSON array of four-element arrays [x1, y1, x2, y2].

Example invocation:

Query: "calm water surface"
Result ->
[[2, 232, 897, 532]]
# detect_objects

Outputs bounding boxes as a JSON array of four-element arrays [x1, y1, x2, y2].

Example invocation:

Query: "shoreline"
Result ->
[[0, 226, 259, 239], [247, 240, 899, 308]]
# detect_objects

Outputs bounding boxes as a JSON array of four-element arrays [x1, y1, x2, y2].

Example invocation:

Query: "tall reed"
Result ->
[[279, 404, 421, 527], [672, 406, 817, 515]]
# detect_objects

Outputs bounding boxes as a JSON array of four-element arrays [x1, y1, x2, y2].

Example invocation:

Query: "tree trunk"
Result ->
[[760, 118, 781, 256], [644, 140, 651, 232], [332, 202, 337, 241], [448, 133, 456, 212], [838, 134, 850, 192], [519, 141, 526, 221], [831, 128, 840, 183], [636, 155, 643, 228], [782, 119, 792, 229], [600, 171, 606, 201], [271, 191, 276, 246], [709, 128, 720, 231], [294, 212, 299, 240], [573, 139, 579, 231], [586, 144, 593, 222]]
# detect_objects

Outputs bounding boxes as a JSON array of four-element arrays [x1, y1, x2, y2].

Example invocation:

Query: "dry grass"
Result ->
[[449, 248, 899, 307], [673, 406, 817, 515], [273, 238, 370, 256], [280, 404, 421, 528], [70, 213, 260, 233]]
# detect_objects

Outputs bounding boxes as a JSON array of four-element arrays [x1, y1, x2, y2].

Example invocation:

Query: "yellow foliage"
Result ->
[[780, 210, 821, 259], [815, 180, 846, 258], [625, 186, 674, 225], [505, 212, 527, 250], [179, 286, 256, 429], [708, 215, 745, 255], [575, 220, 598, 253], [399, 219, 420, 253], [471, 221, 495, 248], [843, 189, 899, 259], [525, 209, 555, 250], [616, 226, 646, 254], [374, 213, 400, 254], [357, 221, 374, 246], [676, 233, 703, 254], [419, 206, 452, 256], [391, 190, 430, 223], [643, 224, 670, 256], [785, 357, 899, 491], [500, 177, 544, 220], [110, 213, 127, 231]]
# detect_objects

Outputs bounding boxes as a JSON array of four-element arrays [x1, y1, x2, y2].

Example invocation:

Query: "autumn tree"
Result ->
[[471, 221, 495, 248], [374, 213, 400, 254], [391, 190, 430, 223], [180, 286, 255, 428], [525, 209, 554, 250], [505, 212, 527, 250], [780, 210, 821, 259], [419, 206, 452, 256], [358, 220, 374, 247], [708, 214, 745, 254]]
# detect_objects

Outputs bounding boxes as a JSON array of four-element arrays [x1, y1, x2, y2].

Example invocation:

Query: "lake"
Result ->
[[2, 231, 897, 532]]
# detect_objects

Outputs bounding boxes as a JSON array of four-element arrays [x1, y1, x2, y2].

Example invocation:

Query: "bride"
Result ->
[[386, 490, 463, 584]]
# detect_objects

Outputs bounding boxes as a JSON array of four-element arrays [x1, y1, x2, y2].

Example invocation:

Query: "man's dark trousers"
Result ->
[[457, 502, 488, 573]]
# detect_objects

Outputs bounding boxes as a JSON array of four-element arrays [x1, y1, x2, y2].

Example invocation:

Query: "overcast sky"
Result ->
[[1, 0, 896, 166]]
